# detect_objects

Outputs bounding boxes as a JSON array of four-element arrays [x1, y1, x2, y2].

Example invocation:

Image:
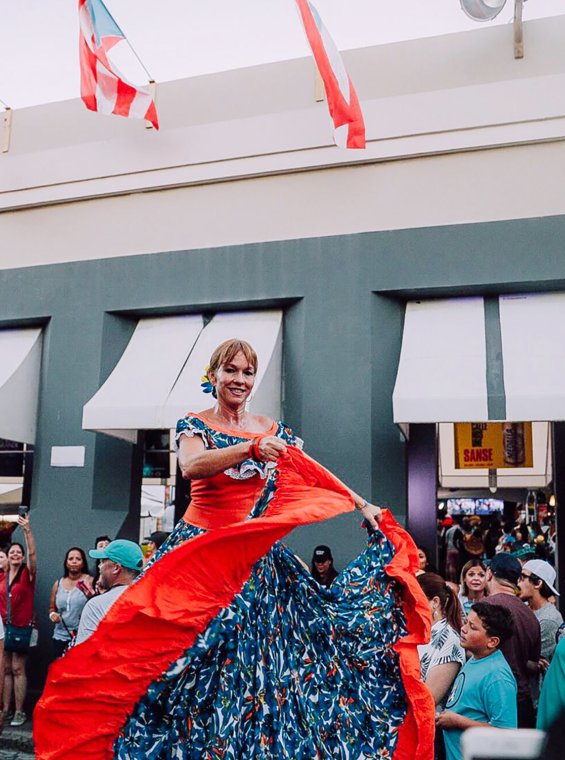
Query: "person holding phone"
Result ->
[[48, 547, 94, 658], [0, 510, 36, 727]]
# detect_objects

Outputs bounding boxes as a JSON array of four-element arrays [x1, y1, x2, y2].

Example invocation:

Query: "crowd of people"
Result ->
[[0, 337, 563, 760]]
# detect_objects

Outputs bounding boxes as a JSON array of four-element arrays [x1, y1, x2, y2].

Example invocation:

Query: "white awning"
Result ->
[[82, 315, 204, 442], [83, 310, 282, 442], [393, 298, 489, 424], [500, 292, 565, 421], [0, 327, 43, 444]]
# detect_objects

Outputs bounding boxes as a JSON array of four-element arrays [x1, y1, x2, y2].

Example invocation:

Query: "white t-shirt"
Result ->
[[75, 584, 129, 644], [0, 614, 4, 640]]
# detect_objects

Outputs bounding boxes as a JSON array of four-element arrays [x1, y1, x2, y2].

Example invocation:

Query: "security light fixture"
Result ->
[[460, 0, 527, 58]]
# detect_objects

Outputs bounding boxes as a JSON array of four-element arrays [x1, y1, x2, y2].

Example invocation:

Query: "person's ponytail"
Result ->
[[443, 583, 462, 634], [417, 572, 462, 634]]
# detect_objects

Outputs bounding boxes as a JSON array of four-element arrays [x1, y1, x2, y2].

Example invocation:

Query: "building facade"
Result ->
[[1, 17, 565, 688]]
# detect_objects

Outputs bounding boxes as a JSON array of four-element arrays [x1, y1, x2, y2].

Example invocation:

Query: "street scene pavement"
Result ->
[[0, 723, 34, 759]]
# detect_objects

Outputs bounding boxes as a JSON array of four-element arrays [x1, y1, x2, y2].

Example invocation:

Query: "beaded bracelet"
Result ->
[[251, 437, 264, 461]]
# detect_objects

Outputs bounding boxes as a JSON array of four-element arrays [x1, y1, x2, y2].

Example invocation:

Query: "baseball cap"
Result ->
[[522, 559, 559, 596], [511, 543, 536, 561], [312, 545, 333, 562], [89, 539, 144, 571], [489, 553, 522, 586], [143, 531, 169, 549]]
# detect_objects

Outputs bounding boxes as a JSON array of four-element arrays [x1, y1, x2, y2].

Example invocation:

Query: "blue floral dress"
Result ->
[[112, 417, 408, 759]]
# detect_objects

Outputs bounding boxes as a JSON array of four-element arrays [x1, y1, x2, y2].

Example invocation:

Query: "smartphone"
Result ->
[[18, 505, 30, 517], [461, 728, 545, 760], [76, 579, 93, 598]]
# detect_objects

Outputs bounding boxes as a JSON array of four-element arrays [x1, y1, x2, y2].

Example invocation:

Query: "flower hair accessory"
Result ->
[[200, 365, 214, 395]]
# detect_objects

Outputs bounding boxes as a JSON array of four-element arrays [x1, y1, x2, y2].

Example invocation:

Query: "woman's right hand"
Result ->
[[256, 436, 287, 462], [49, 611, 62, 624], [358, 502, 382, 531]]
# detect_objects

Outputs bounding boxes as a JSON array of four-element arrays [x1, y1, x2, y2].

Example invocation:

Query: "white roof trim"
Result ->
[[83, 310, 283, 441], [393, 298, 489, 424], [0, 327, 42, 444]]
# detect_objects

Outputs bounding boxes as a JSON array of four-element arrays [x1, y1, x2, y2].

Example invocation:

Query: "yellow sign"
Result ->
[[454, 422, 533, 469]]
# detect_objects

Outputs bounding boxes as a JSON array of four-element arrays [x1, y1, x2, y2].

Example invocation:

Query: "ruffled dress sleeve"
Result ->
[[174, 414, 213, 451]]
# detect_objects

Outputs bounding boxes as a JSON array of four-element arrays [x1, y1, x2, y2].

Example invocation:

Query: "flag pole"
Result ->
[[101, 0, 154, 82], [101, 0, 157, 128]]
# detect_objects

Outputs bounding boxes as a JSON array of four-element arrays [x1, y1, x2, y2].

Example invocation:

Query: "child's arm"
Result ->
[[436, 712, 490, 731]]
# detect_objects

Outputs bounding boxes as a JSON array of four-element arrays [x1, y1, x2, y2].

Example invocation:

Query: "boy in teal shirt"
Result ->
[[437, 602, 518, 760]]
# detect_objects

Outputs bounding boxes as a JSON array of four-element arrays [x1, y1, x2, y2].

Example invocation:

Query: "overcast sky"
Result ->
[[0, 0, 564, 108]]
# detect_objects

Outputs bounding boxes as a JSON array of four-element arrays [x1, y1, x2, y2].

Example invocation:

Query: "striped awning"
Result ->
[[393, 293, 565, 424]]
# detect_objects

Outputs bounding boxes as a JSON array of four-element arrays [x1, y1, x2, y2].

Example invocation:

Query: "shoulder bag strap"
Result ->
[[5, 570, 11, 625]]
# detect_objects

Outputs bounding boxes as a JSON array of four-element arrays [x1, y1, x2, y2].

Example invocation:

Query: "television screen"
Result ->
[[446, 498, 504, 516]]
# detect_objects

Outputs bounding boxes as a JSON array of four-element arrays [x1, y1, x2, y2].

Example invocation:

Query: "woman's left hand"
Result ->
[[358, 502, 382, 531]]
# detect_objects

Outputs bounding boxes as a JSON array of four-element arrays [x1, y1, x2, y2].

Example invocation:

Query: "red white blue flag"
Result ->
[[78, 0, 159, 129], [295, 0, 365, 149]]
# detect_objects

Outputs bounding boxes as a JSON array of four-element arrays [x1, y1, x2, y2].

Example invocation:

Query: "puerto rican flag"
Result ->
[[78, 0, 159, 129], [295, 0, 365, 149]]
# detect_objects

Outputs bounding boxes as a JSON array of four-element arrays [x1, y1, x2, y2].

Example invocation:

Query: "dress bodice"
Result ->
[[175, 414, 302, 530]]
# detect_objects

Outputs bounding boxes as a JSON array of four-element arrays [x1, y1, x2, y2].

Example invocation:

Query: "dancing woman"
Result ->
[[35, 339, 434, 760]]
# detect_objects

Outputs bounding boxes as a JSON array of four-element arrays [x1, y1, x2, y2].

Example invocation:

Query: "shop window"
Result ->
[[0, 438, 26, 478], [143, 430, 172, 480]]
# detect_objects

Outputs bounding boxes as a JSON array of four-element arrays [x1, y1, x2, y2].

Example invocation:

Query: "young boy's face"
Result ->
[[460, 609, 496, 656]]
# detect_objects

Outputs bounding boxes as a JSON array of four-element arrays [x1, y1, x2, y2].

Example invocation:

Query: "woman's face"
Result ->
[[465, 565, 487, 594], [212, 351, 256, 407], [0, 550, 8, 571], [417, 548, 427, 571], [66, 550, 84, 574], [8, 544, 24, 567], [314, 558, 332, 576]]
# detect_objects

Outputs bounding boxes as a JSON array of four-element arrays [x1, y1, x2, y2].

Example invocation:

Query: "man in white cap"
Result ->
[[518, 559, 562, 665], [75, 539, 144, 645]]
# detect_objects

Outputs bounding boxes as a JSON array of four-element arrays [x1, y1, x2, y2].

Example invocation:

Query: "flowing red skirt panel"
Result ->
[[34, 448, 433, 759]]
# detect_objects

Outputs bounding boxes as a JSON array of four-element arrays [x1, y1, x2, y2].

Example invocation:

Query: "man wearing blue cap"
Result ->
[[483, 552, 541, 727], [75, 540, 144, 645]]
